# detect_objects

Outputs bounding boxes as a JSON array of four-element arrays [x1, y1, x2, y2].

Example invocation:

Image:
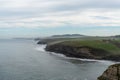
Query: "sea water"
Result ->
[[0, 39, 115, 80]]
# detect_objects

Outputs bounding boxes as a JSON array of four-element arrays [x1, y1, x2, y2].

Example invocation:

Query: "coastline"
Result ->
[[37, 44, 120, 80], [44, 42, 120, 62], [37, 44, 118, 63]]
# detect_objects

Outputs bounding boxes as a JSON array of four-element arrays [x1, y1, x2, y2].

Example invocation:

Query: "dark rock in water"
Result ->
[[45, 43, 110, 59], [37, 41, 47, 44], [98, 64, 120, 80]]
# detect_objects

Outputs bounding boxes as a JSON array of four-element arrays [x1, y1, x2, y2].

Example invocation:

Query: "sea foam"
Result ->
[[35, 44, 46, 52]]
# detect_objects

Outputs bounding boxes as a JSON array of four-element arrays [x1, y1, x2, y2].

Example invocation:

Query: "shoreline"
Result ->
[[46, 50, 119, 63], [45, 43, 120, 62], [37, 44, 119, 63], [48, 51, 117, 63]]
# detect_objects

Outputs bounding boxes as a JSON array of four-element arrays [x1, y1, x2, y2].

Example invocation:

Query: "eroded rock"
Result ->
[[98, 64, 120, 80]]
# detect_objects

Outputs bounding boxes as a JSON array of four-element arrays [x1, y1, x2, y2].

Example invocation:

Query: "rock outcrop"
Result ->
[[98, 64, 120, 80], [37, 40, 47, 44]]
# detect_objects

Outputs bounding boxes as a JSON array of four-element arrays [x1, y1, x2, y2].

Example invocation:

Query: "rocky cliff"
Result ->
[[45, 43, 120, 61], [45, 43, 110, 60], [98, 64, 120, 80]]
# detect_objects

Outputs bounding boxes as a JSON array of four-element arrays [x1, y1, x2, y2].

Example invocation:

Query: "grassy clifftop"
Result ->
[[46, 39, 120, 61]]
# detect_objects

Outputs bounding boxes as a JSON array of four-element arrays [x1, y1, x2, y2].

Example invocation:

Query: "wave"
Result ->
[[35, 44, 46, 52], [49, 52, 115, 63]]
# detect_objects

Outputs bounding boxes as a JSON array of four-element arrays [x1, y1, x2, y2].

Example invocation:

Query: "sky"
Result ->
[[0, 0, 120, 38]]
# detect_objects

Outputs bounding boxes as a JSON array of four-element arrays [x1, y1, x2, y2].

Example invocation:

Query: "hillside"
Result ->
[[51, 34, 85, 38]]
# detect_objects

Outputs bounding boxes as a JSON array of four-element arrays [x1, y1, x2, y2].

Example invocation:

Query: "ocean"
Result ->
[[0, 39, 115, 80]]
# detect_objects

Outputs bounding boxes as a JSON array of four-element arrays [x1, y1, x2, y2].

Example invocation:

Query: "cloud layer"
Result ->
[[0, 0, 120, 28]]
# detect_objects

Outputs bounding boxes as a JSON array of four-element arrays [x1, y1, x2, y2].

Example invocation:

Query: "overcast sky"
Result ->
[[0, 0, 120, 38]]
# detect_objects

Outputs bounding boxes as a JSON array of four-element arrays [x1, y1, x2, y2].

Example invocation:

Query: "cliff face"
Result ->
[[45, 43, 110, 59], [102, 55, 120, 62], [98, 64, 120, 80]]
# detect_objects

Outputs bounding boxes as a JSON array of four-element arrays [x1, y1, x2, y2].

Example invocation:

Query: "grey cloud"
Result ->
[[0, 0, 120, 28], [0, 0, 120, 17]]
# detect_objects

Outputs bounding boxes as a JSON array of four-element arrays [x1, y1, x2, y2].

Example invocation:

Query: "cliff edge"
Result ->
[[98, 64, 120, 80]]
